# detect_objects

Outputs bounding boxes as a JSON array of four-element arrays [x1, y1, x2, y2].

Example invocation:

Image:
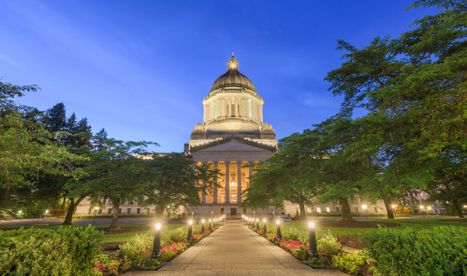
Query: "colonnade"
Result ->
[[200, 161, 254, 205]]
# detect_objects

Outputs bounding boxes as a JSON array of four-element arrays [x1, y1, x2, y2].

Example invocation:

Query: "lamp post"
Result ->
[[262, 218, 267, 233], [200, 218, 205, 233], [275, 219, 282, 240], [420, 205, 425, 218], [361, 204, 368, 221], [92, 207, 99, 225], [256, 218, 260, 230], [308, 221, 318, 257], [152, 222, 162, 258], [187, 219, 193, 241], [208, 219, 212, 231]]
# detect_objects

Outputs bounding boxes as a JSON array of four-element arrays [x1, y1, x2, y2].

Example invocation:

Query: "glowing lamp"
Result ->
[[154, 222, 162, 231], [308, 221, 315, 229]]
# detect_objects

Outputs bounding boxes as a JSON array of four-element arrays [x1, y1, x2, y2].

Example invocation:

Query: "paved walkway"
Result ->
[[128, 220, 343, 275]]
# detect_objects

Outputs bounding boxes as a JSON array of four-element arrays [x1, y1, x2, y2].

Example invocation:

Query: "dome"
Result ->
[[210, 55, 256, 92]]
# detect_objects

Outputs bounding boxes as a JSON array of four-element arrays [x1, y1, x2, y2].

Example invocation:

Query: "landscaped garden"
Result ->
[[246, 217, 467, 275], [0, 219, 223, 275]]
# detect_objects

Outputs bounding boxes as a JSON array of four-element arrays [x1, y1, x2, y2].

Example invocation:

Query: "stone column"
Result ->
[[248, 161, 253, 188], [202, 162, 206, 204], [213, 161, 218, 204], [237, 161, 242, 204], [225, 161, 230, 204]]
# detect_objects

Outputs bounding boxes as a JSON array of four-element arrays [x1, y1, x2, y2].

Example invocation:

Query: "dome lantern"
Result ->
[[228, 54, 239, 71]]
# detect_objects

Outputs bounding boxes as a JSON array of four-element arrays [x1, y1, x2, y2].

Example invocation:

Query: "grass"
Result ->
[[0, 222, 204, 245], [265, 217, 467, 241], [100, 224, 202, 245]]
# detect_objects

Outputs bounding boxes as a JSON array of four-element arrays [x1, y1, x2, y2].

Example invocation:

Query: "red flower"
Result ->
[[94, 263, 106, 271]]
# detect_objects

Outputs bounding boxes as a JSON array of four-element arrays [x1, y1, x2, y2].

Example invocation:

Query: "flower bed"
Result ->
[[93, 225, 219, 275], [249, 223, 371, 275]]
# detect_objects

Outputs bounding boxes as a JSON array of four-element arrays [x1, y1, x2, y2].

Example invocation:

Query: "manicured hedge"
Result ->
[[363, 226, 467, 275], [0, 225, 102, 275]]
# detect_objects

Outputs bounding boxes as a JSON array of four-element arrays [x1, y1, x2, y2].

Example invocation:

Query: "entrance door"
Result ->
[[230, 208, 237, 215]]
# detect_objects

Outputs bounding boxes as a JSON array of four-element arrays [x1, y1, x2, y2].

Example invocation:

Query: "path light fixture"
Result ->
[[152, 222, 162, 258], [420, 205, 426, 218], [361, 204, 368, 221], [256, 218, 260, 230], [187, 219, 193, 241], [92, 206, 99, 225], [262, 218, 267, 233], [208, 219, 212, 231], [275, 219, 282, 240], [308, 221, 318, 257], [201, 218, 205, 233]]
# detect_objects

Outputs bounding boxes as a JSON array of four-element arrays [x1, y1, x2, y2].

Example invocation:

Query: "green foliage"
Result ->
[[0, 225, 102, 275], [168, 228, 187, 243], [137, 153, 214, 217], [283, 229, 300, 241], [317, 231, 343, 257], [363, 226, 467, 275], [306, 255, 332, 269], [332, 250, 371, 276], [118, 233, 153, 268]]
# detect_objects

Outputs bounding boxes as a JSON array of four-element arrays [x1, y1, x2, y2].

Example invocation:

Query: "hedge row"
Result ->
[[0, 225, 102, 275], [363, 226, 467, 275]]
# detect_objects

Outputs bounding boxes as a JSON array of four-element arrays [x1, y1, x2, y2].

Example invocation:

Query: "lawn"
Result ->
[[100, 223, 202, 245], [0, 222, 203, 246], [264, 217, 467, 243]]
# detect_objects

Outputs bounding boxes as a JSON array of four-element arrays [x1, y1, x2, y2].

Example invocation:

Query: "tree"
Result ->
[[246, 132, 321, 218], [44, 103, 67, 132], [137, 153, 214, 218], [324, 0, 466, 217], [0, 82, 84, 214], [83, 135, 153, 229]]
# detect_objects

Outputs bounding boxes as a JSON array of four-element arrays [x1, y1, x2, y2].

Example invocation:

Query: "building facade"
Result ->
[[185, 55, 278, 217], [75, 55, 390, 218]]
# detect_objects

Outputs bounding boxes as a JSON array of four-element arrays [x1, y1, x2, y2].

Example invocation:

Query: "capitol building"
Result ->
[[76, 55, 387, 218], [185, 55, 278, 216]]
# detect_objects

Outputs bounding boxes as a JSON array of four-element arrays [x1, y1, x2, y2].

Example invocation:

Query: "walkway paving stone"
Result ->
[[127, 220, 344, 275]]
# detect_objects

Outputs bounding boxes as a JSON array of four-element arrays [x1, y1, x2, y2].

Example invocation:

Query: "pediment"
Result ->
[[191, 137, 276, 153]]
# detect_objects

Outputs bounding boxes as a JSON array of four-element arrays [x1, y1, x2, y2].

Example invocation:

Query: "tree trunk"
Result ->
[[298, 202, 306, 219], [452, 199, 464, 218], [155, 204, 165, 220], [382, 197, 395, 219], [63, 198, 75, 225], [339, 197, 354, 222], [110, 199, 121, 230], [62, 196, 86, 225]]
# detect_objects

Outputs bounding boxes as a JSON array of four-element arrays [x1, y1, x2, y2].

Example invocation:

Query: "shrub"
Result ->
[[283, 229, 300, 241], [119, 233, 152, 268], [168, 229, 187, 243], [93, 253, 121, 275], [317, 231, 342, 257], [306, 255, 332, 269], [332, 250, 371, 276], [0, 225, 102, 275], [363, 226, 467, 275]]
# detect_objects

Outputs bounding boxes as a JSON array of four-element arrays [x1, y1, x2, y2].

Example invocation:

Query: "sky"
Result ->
[[0, 0, 438, 152]]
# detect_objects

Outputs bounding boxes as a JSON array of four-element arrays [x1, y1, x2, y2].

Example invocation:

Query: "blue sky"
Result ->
[[0, 0, 437, 152]]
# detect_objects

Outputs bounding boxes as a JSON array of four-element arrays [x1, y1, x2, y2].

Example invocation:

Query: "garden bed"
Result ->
[[94, 223, 222, 275], [246, 220, 466, 275]]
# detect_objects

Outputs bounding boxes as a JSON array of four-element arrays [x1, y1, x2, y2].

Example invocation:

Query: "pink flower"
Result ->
[[94, 264, 106, 271]]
